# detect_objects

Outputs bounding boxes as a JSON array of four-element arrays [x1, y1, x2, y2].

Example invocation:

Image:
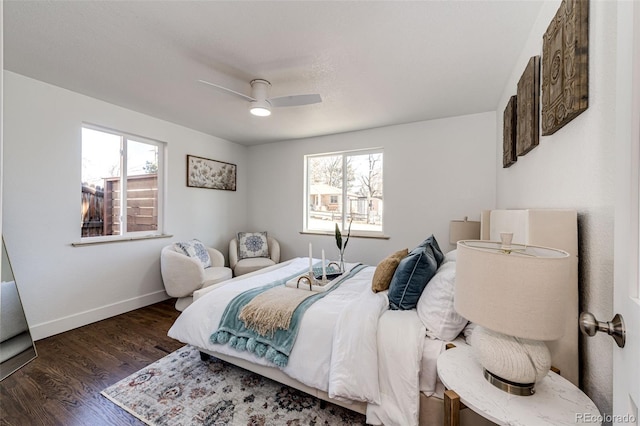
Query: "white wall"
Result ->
[[495, 0, 619, 419], [245, 112, 497, 267], [2, 71, 248, 340]]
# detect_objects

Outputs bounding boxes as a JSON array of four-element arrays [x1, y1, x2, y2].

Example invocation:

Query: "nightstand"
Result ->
[[436, 345, 601, 426]]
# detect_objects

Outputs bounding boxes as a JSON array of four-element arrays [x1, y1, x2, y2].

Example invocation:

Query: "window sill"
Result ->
[[72, 233, 173, 247], [299, 230, 390, 240]]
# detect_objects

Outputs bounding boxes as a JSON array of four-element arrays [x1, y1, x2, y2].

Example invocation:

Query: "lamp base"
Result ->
[[469, 326, 551, 392], [483, 368, 536, 396]]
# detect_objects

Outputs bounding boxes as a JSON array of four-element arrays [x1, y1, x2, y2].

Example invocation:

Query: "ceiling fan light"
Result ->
[[250, 106, 271, 117], [250, 99, 271, 117]]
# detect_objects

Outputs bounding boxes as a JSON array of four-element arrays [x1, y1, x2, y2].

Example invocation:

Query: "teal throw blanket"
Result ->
[[210, 263, 366, 367]]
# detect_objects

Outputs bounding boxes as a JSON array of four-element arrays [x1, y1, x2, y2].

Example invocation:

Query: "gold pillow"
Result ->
[[371, 248, 409, 293]]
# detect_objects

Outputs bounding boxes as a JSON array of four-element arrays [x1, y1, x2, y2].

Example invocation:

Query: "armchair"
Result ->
[[160, 243, 232, 311], [229, 234, 280, 276]]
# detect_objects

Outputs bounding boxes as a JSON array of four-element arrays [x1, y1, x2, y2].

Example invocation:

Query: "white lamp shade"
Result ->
[[454, 240, 571, 341], [449, 219, 481, 244]]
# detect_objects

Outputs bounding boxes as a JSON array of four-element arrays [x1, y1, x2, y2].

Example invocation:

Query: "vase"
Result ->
[[339, 251, 345, 273]]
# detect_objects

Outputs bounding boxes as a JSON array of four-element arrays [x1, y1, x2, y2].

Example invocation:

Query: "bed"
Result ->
[[167, 209, 579, 426]]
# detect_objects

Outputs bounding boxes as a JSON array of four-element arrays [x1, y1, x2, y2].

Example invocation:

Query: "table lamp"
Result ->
[[449, 217, 481, 244], [454, 233, 571, 396]]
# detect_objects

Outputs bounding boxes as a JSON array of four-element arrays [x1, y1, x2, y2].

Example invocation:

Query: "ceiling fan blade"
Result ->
[[198, 79, 255, 102], [269, 94, 322, 108]]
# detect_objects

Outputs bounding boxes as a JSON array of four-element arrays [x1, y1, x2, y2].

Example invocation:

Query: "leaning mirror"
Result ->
[[1, 237, 37, 380]]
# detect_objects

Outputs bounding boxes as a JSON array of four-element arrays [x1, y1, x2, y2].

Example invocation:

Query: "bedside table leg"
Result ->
[[444, 389, 461, 426]]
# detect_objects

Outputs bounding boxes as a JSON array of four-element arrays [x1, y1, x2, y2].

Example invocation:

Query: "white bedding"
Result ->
[[366, 310, 426, 425], [168, 257, 427, 425], [419, 335, 468, 398], [328, 284, 389, 404], [419, 337, 447, 396]]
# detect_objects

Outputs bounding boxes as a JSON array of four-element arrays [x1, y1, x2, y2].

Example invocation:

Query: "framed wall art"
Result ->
[[516, 55, 540, 156], [541, 0, 589, 135], [503, 95, 517, 168], [187, 155, 237, 191]]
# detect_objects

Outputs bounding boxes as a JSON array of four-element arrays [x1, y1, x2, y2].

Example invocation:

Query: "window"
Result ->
[[305, 148, 383, 236], [81, 125, 165, 240]]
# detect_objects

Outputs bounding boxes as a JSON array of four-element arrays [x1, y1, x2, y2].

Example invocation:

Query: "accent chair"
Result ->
[[229, 233, 280, 276], [160, 243, 232, 311]]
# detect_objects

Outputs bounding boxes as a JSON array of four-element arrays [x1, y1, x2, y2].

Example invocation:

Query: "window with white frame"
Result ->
[[81, 125, 165, 239], [305, 148, 383, 236]]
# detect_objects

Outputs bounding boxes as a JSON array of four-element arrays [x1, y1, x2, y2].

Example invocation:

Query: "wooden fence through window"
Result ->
[[81, 185, 104, 237], [81, 174, 157, 237]]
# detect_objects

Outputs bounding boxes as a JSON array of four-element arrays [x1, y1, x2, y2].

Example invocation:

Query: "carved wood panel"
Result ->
[[541, 0, 589, 135], [516, 56, 540, 156], [503, 95, 517, 168]]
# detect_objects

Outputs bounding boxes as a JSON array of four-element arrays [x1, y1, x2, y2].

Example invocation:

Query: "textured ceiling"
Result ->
[[3, 1, 544, 145]]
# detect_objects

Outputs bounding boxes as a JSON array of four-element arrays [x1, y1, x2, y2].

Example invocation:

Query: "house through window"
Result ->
[[81, 125, 165, 239], [305, 148, 383, 236]]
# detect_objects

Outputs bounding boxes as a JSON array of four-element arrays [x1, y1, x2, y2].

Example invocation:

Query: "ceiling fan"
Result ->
[[198, 79, 322, 117]]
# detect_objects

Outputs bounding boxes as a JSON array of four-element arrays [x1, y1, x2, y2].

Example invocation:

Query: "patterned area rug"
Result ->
[[101, 345, 367, 425]]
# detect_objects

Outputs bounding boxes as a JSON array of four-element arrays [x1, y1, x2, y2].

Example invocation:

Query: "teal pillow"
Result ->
[[388, 235, 443, 310], [417, 235, 444, 265]]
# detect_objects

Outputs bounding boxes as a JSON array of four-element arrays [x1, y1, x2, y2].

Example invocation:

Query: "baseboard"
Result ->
[[30, 290, 170, 341]]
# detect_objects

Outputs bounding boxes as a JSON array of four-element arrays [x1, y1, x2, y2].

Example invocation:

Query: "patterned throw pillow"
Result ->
[[237, 232, 270, 260], [174, 239, 212, 268]]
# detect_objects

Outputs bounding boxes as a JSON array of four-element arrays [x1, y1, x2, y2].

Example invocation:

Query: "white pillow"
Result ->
[[444, 249, 457, 263], [416, 261, 467, 341]]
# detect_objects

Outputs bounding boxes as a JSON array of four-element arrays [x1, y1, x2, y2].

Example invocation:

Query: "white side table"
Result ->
[[437, 345, 601, 426]]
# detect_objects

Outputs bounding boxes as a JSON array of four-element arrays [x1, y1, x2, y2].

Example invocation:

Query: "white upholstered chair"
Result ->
[[229, 235, 280, 276], [160, 244, 232, 311]]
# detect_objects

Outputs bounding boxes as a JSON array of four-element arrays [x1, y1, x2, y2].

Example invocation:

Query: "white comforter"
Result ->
[[167, 257, 425, 425]]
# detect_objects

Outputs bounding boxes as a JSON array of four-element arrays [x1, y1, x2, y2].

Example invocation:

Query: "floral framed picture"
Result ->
[[187, 155, 237, 191]]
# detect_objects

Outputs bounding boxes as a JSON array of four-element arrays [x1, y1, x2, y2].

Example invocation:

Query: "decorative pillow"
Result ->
[[444, 249, 457, 263], [416, 235, 444, 265], [237, 232, 270, 260], [387, 235, 444, 310], [388, 247, 438, 310], [417, 261, 468, 341], [371, 248, 409, 293], [174, 239, 212, 268]]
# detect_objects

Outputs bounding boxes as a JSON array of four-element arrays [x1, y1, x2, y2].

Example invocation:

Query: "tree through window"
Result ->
[[305, 149, 383, 236]]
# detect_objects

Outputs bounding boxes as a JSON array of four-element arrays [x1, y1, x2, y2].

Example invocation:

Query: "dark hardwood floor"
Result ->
[[0, 299, 184, 426]]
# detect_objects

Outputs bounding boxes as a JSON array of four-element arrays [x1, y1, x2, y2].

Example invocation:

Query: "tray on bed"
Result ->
[[284, 272, 344, 292]]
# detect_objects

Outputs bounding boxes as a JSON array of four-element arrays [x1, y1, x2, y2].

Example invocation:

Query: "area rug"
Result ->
[[101, 345, 367, 425]]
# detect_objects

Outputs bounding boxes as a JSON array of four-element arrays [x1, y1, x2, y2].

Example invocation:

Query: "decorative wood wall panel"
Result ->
[[503, 95, 517, 168], [516, 56, 540, 156], [541, 0, 589, 135]]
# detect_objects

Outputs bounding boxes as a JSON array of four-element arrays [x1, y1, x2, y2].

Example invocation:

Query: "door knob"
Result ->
[[579, 312, 626, 348]]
